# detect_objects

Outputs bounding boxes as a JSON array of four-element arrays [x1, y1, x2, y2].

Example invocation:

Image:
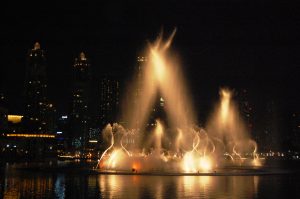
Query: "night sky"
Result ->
[[1, 0, 300, 122]]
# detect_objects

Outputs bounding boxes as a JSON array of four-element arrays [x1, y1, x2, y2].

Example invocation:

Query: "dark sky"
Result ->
[[1, 0, 300, 118]]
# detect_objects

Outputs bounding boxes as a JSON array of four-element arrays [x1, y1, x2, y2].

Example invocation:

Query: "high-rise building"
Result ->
[[70, 52, 91, 148], [99, 77, 119, 128], [56, 114, 69, 151], [23, 42, 55, 134]]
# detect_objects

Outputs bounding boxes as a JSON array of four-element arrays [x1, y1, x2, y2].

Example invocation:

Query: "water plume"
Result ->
[[98, 31, 262, 173]]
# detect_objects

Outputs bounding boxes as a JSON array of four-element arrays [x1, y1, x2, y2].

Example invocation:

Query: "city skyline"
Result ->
[[1, 2, 300, 198], [1, 1, 300, 115], [1, 1, 300, 152]]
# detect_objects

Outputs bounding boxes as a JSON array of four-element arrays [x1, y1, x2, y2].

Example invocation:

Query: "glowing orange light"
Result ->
[[183, 152, 196, 172], [132, 162, 141, 171], [6, 134, 55, 138], [7, 115, 23, 123], [199, 157, 212, 172]]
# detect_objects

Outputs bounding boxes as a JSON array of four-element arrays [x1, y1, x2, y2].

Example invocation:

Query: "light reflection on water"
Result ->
[[1, 166, 300, 199], [97, 175, 258, 199]]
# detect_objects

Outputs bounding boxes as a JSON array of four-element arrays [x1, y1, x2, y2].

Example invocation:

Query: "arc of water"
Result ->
[[192, 133, 200, 152], [249, 139, 259, 160], [204, 136, 216, 157], [224, 152, 234, 161], [96, 131, 115, 169], [233, 144, 242, 161], [121, 133, 132, 157]]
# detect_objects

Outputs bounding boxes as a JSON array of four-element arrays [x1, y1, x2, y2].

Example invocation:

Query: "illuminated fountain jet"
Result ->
[[207, 88, 262, 166], [96, 30, 262, 173]]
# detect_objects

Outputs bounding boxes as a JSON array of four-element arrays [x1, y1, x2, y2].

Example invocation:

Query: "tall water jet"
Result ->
[[154, 120, 164, 152], [206, 88, 261, 165]]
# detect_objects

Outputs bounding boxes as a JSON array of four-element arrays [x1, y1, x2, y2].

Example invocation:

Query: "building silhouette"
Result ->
[[70, 52, 91, 149], [99, 77, 119, 128], [23, 42, 55, 134]]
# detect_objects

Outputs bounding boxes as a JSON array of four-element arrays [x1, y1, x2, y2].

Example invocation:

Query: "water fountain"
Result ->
[[96, 30, 263, 174]]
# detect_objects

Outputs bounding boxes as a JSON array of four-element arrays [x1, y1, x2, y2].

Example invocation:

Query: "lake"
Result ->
[[1, 161, 300, 199]]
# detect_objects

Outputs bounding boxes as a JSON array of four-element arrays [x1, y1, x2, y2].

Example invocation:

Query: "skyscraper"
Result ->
[[24, 42, 55, 134], [70, 52, 91, 148], [99, 77, 119, 127]]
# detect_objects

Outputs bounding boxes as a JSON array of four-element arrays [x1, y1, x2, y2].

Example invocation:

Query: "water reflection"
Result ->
[[54, 174, 65, 199], [2, 170, 53, 198], [1, 165, 299, 199], [98, 175, 260, 199]]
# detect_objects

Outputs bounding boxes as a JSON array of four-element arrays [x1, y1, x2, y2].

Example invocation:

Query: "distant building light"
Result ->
[[57, 131, 63, 134], [34, 42, 40, 50], [7, 115, 23, 123], [89, 140, 98, 143], [62, 115, 68, 119], [6, 134, 55, 138], [6, 144, 9, 148], [79, 52, 87, 61]]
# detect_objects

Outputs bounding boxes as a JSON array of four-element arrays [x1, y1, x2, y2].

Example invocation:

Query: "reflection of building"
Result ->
[[70, 52, 91, 149], [23, 42, 56, 134], [2, 174, 53, 198], [99, 77, 119, 127]]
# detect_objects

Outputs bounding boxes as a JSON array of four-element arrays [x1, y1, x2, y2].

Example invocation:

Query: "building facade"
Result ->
[[23, 42, 56, 134], [70, 52, 91, 149], [99, 77, 119, 128]]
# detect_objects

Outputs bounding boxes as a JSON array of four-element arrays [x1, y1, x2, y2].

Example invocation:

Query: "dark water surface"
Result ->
[[1, 161, 300, 199]]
